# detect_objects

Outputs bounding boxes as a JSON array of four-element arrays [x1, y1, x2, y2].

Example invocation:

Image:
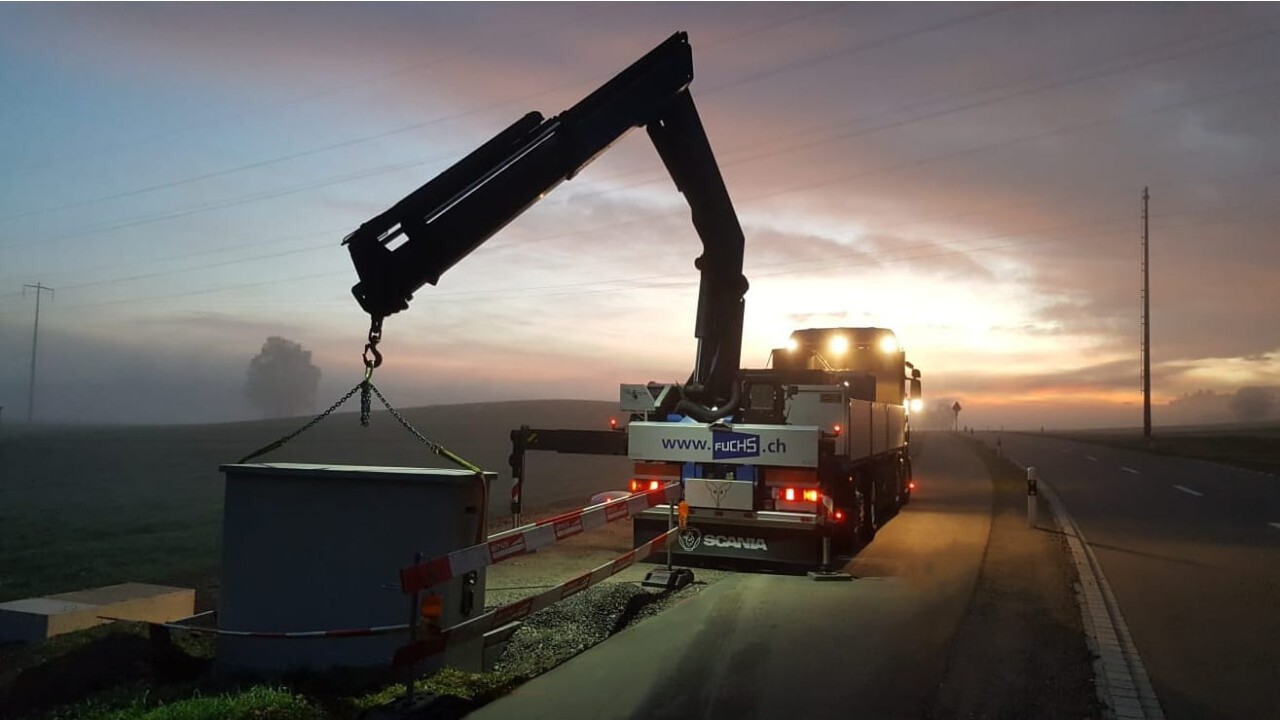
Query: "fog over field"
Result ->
[[2, 3, 1279, 429]]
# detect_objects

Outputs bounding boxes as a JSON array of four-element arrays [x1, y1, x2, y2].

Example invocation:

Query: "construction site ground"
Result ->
[[3, 408, 1098, 719]]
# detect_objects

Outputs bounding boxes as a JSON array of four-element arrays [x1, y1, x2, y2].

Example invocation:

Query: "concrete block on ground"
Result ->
[[0, 583, 194, 644]]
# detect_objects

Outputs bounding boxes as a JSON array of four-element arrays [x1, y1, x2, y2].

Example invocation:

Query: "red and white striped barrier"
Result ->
[[399, 482, 680, 593], [99, 613, 411, 639], [393, 527, 676, 668]]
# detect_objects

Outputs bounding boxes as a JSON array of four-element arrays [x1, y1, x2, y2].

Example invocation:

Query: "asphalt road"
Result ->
[[982, 431, 1280, 720], [469, 433, 993, 720]]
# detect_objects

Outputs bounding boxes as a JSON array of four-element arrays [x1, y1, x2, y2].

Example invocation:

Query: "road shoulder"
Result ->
[[928, 438, 1101, 719]]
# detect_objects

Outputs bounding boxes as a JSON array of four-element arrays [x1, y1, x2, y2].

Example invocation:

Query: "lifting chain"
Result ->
[[360, 316, 384, 427], [237, 384, 363, 464], [369, 383, 483, 474], [237, 315, 482, 476]]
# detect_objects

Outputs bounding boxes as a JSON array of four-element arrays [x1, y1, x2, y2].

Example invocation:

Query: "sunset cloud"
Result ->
[[2, 3, 1278, 428]]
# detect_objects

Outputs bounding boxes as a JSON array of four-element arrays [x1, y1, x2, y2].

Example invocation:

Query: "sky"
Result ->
[[1, 2, 1279, 429]]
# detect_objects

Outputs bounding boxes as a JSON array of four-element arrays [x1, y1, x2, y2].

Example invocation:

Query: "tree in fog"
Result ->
[[244, 337, 322, 418], [1229, 386, 1277, 423]]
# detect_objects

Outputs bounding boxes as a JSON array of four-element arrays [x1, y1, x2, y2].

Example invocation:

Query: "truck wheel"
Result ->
[[857, 483, 877, 544], [901, 459, 913, 506]]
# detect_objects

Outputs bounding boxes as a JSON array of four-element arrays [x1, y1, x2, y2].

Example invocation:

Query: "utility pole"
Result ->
[[23, 282, 54, 423], [1141, 188, 1151, 442]]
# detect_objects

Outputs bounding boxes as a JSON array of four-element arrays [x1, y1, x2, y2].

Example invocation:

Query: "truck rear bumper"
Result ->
[[634, 506, 820, 566]]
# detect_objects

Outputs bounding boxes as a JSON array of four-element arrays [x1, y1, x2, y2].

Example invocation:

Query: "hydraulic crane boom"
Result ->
[[344, 32, 748, 411]]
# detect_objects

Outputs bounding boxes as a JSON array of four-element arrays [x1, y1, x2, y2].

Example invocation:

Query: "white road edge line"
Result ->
[[1172, 484, 1203, 497], [1121, 467, 1140, 475], [1009, 456, 1166, 720], [1085, 455, 1098, 461], [1268, 522, 1280, 531]]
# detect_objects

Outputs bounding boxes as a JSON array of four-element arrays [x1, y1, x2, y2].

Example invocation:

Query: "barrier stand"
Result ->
[[808, 496, 853, 582], [641, 489, 693, 591]]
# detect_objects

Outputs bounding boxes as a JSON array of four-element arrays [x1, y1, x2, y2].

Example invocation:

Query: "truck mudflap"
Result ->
[[633, 510, 821, 566]]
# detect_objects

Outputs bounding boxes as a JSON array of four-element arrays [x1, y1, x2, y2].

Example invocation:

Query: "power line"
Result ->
[[21, 282, 54, 423], [7, 11, 1280, 308], [0, 3, 850, 224], [3, 5, 625, 176]]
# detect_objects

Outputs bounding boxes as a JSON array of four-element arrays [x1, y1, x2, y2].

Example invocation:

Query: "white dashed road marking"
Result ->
[[1172, 485, 1203, 497], [1085, 455, 1098, 461], [1270, 522, 1280, 531], [1121, 467, 1140, 475]]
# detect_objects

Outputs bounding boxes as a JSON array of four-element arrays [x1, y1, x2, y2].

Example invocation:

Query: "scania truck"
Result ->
[[627, 326, 922, 567]]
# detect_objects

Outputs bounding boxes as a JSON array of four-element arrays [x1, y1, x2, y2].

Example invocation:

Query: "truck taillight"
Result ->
[[629, 479, 662, 493], [909, 481, 916, 491], [780, 487, 819, 503], [835, 510, 845, 521], [833, 424, 842, 436]]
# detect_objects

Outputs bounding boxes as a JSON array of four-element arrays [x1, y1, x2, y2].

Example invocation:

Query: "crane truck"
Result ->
[[343, 32, 921, 572]]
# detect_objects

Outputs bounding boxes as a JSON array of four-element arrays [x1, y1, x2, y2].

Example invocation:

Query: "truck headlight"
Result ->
[[879, 336, 899, 353]]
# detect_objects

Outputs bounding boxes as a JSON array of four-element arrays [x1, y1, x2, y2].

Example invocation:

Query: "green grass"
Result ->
[[1052, 430, 1280, 476], [48, 687, 320, 720]]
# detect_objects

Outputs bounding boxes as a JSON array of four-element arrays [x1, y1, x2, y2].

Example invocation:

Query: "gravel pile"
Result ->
[[488, 571, 724, 681]]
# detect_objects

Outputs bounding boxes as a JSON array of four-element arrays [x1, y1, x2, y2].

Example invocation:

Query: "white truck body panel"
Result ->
[[783, 385, 906, 461], [627, 422, 819, 467]]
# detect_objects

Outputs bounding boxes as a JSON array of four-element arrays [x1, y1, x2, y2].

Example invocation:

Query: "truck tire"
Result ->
[[901, 459, 912, 506], [857, 481, 877, 544]]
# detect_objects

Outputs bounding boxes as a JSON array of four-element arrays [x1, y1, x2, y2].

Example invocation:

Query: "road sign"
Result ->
[[952, 401, 962, 413]]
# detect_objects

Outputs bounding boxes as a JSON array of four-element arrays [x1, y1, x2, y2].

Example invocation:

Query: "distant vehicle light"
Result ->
[[802, 489, 819, 502], [835, 510, 845, 521], [909, 398, 924, 413], [833, 424, 842, 436], [609, 417, 618, 429], [785, 337, 799, 352], [879, 335, 899, 353], [908, 481, 917, 491], [828, 335, 849, 355]]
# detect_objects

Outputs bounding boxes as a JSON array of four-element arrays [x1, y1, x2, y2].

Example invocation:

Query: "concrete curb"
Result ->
[[1010, 458, 1166, 720]]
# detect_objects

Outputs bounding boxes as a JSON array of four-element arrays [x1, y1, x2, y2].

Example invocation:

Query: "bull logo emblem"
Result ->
[[706, 479, 732, 508]]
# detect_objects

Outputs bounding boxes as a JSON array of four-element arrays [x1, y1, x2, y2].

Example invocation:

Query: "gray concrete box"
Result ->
[[217, 463, 491, 673]]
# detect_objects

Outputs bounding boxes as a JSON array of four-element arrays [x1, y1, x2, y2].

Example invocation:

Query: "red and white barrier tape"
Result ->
[[98, 614, 410, 639], [393, 527, 676, 668], [400, 482, 680, 593]]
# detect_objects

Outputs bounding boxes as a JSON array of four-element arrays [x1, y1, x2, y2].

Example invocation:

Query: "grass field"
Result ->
[[1054, 423, 1280, 476], [0, 399, 625, 605], [1, 399, 631, 718]]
